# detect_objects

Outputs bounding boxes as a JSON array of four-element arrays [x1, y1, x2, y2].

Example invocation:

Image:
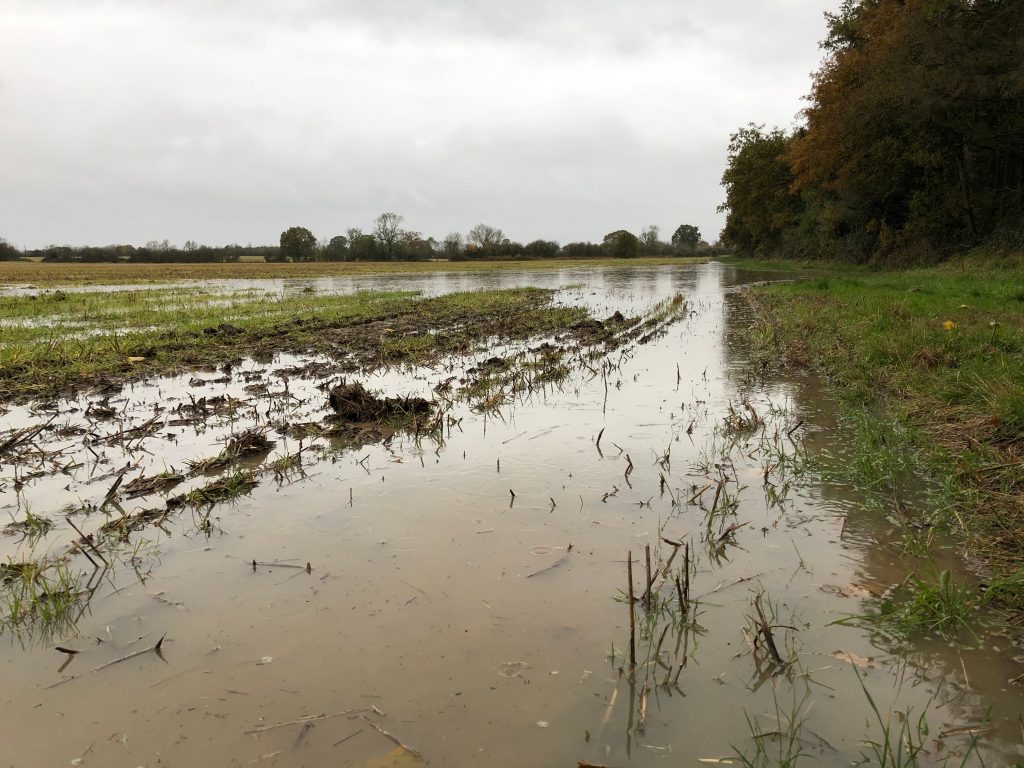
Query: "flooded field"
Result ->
[[1, 263, 1021, 767]]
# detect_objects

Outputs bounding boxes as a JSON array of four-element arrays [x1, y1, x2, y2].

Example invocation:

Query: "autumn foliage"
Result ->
[[720, 0, 1024, 263]]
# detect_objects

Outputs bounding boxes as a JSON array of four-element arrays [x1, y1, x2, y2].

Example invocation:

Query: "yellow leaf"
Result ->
[[832, 649, 877, 669], [360, 746, 426, 768]]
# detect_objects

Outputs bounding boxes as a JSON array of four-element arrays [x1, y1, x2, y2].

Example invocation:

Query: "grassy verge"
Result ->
[[718, 253, 880, 275], [0, 256, 706, 287], [0, 286, 589, 401], [743, 260, 1024, 614]]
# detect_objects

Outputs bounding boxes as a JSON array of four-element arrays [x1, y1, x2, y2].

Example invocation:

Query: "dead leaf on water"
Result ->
[[361, 746, 426, 768], [832, 650, 877, 669], [820, 583, 876, 599]]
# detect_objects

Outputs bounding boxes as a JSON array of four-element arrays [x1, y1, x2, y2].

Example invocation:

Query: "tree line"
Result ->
[[276, 214, 711, 262], [1, 220, 717, 264], [719, 0, 1024, 263], [0, 238, 277, 264]]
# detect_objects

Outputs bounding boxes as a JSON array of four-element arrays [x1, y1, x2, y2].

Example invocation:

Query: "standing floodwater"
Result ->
[[0, 263, 1019, 767]]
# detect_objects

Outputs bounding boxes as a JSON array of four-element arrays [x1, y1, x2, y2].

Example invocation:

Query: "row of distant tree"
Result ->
[[719, 0, 1024, 264], [275, 214, 712, 263], [0, 220, 719, 264], [0, 238, 277, 264]]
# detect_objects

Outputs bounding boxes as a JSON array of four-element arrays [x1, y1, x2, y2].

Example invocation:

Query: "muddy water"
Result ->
[[1, 263, 1021, 767]]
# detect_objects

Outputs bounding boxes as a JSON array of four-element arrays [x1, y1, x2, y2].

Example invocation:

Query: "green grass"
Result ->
[[0, 286, 589, 400], [720, 254, 872, 275], [732, 688, 813, 767], [1, 556, 86, 640], [869, 570, 979, 640], [175, 470, 260, 508], [746, 258, 1024, 614]]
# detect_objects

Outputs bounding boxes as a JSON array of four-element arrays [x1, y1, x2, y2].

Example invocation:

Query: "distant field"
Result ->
[[0, 256, 707, 286]]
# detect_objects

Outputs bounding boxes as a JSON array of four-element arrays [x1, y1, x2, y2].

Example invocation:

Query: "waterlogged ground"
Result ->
[[1, 264, 1022, 767]]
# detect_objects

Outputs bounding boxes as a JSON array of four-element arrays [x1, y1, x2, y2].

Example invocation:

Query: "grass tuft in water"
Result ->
[[732, 687, 813, 767], [844, 570, 979, 641], [173, 470, 260, 508], [1, 556, 86, 639]]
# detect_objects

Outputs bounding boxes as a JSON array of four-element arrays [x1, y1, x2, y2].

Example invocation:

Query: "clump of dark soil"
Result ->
[[203, 323, 245, 337], [327, 381, 433, 423]]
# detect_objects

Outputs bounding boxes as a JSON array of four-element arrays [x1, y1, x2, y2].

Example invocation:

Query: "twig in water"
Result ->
[[251, 560, 312, 571], [525, 554, 569, 579], [92, 633, 166, 673], [65, 516, 109, 566], [101, 473, 124, 508], [709, 478, 725, 514], [637, 683, 649, 733], [244, 709, 365, 735], [359, 716, 421, 756], [333, 728, 363, 748], [753, 593, 787, 668], [627, 552, 636, 670], [642, 545, 653, 610], [687, 482, 712, 504]]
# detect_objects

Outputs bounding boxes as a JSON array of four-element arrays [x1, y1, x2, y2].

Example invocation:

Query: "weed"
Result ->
[[847, 570, 978, 640], [3, 508, 54, 543], [854, 667, 931, 767], [173, 470, 259, 508], [0, 556, 87, 639], [732, 687, 814, 767]]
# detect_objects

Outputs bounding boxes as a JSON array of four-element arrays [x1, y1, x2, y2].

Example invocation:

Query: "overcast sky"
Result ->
[[0, 1, 841, 250]]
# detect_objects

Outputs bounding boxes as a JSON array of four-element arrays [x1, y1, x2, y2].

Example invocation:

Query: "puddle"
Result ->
[[1, 263, 1021, 766]]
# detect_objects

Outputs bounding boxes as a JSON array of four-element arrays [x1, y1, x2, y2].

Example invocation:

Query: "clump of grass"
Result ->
[[269, 453, 302, 474], [982, 568, 1024, 605], [863, 570, 977, 640], [722, 398, 765, 437], [122, 470, 185, 499], [186, 430, 276, 474], [171, 470, 259, 508], [842, 411, 919, 497], [854, 668, 933, 768], [2, 509, 54, 542], [1, 556, 85, 639], [732, 688, 813, 767]]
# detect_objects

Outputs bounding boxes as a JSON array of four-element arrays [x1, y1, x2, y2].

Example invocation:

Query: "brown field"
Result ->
[[0, 256, 707, 286]]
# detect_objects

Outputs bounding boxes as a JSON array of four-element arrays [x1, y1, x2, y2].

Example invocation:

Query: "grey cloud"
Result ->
[[0, 1, 842, 248]]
